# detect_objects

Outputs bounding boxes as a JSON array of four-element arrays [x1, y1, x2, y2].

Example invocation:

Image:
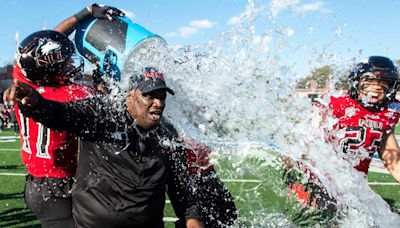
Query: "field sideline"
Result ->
[[0, 129, 399, 227]]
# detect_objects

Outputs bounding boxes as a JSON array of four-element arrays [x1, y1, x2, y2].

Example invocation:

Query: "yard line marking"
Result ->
[[0, 173, 25, 176], [163, 217, 178, 222], [0, 149, 20, 151], [222, 179, 262, 183], [222, 179, 400, 186], [0, 136, 19, 142], [0, 173, 398, 186], [367, 182, 399, 186]]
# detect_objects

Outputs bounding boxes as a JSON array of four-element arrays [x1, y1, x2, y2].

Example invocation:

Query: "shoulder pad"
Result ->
[[388, 101, 400, 113]]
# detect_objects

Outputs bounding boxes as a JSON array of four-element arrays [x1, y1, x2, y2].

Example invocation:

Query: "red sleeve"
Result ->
[[12, 66, 37, 89], [182, 137, 215, 175]]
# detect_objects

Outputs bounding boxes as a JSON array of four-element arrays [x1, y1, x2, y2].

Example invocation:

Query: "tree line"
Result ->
[[296, 60, 400, 90]]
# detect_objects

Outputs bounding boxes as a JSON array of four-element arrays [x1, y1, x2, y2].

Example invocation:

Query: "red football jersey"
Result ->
[[13, 66, 92, 178], [183, 138, 215, 175], [328, 95, 400, 174]]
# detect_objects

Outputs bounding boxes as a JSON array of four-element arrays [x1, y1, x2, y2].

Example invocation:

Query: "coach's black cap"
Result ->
[[129, 67, 174, 95]]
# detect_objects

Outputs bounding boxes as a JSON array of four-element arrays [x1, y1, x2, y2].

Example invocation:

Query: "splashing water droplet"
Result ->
[[100, 1, 400, 226]]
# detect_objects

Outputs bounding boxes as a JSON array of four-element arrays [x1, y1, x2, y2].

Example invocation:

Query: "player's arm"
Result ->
[[167, 151, 204, 228], [54, 3, 124, 35], [163, 131, 203, 227], [379, 131, 400, 182]]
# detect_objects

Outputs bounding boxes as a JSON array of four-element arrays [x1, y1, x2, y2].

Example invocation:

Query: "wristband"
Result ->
[[73, 7, 91, 23]]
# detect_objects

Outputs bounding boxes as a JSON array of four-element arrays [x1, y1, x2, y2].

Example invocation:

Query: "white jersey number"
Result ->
[[18, 111, 51, 159], [339, 126, 383, 157]]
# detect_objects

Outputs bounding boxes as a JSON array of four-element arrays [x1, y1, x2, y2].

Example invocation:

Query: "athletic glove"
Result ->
[[74, 3, 125, 22], [91, 3, 125, 21]]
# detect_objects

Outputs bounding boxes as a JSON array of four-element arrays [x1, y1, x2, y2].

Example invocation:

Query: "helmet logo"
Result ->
[[34, 38, 64, 66]]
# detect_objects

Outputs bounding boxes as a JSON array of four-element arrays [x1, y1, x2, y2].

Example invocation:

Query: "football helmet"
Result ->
[[348, 56, 400, 109], [15, 30, 83, 84]]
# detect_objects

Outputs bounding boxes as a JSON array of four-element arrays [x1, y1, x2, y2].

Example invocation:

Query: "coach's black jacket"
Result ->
[[19, 95, 201, 228]]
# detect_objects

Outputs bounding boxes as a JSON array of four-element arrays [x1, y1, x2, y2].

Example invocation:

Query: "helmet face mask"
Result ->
[[358, 78, 389, 93], [15, 30, 83, 86], [348, 56, 400, 110]]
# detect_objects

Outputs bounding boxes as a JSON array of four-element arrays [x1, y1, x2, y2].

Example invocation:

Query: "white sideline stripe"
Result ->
[[0, 149, 20, 151], [0, 173, 397, 186]]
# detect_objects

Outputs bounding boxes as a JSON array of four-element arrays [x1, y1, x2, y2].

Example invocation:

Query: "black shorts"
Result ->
[[24, 175, 75, 228]]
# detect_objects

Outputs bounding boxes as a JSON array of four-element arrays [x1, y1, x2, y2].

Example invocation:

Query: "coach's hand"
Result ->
[[3, 80, 39, 107]]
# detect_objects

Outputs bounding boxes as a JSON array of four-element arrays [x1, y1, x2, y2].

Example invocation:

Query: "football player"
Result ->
[[12, 30, 91, 228], [284, 56, 400, 225]]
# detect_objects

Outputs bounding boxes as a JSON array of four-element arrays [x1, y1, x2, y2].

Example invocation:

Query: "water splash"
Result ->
[[116, 0, 400, 227]]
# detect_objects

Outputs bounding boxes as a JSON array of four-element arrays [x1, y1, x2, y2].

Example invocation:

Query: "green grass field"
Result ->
[[0, 128, 399, 227]]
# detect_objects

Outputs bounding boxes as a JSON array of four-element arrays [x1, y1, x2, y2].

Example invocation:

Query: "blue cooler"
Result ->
[[75, 16, 166, 81]]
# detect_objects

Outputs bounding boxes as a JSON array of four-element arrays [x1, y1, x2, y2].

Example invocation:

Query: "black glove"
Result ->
[[91, 3, 125, 21], [74, 3, 125, 22]]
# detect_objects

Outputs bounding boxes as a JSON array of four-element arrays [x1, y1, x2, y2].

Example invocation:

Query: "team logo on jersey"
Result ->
[[34, 38, 64, 66]]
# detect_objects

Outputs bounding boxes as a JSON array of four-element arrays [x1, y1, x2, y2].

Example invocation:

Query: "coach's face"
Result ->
[[126, 88, 167, 129]]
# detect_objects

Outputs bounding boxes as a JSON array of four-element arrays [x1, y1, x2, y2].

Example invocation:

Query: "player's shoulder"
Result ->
[[12, 66, 37, 88], [57, 83, 94, 100], [387, 100, 400, 114], [67, 83, 95, 96], [328, 94, 354, 108], [61, 82, 93, 92], [38, 83, 93, 102]]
